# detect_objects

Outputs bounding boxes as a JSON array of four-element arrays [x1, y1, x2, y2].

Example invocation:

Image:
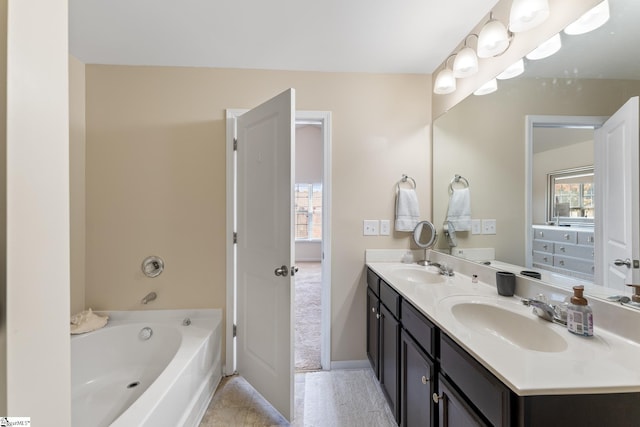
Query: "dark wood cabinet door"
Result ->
[[401, 329, 435, 427], [366, 287, 380, 378], [437, 375, 488, 427], [380, 303, 400, 423]]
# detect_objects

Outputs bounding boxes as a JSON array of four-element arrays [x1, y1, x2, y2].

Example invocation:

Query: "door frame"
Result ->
[[225, 109, 332, 375], [524, 114, 607, 269]]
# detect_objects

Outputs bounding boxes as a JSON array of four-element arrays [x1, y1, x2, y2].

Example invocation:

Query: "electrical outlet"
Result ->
[[482, 219, 496, 235], [471, 219, 482, 235], [363, 220, 379, 236], [380, 220, 391, 235]]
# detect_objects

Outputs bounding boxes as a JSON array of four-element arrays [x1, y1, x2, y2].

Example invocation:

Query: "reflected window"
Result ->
[[294, 183, 322, 240], [547, 167, 594, 225]]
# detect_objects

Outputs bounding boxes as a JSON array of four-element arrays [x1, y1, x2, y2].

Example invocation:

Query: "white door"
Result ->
[[595, 96, 639, 291], [236, 89, 295, 420]]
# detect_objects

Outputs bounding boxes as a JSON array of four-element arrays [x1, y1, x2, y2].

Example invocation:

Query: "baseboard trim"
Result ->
[[330, 359, 370, 370]]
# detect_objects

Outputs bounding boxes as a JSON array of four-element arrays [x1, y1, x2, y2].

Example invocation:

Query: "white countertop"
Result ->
[[367, 260, 640, 396]]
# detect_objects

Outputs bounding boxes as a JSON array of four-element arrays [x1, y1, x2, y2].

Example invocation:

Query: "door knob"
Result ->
[[614, 258, 632, 268], [274, 265, 289, 277]]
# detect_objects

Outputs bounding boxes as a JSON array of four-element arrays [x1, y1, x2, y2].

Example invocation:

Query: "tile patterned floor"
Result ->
[[199, 369, 396, 427]]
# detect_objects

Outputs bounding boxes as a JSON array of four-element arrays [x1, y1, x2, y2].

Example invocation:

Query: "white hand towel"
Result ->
[[395, 188, 420, 232], [446, 187, 471, 231]]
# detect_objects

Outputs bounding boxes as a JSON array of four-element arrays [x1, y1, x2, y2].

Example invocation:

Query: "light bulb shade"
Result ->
[[526, 33, 561, 60], [453, 47, 478, 78], [434, 68, 456, 94], [473, 79, 498, 96], [496, 58, 525, 80], [478, 19, 510, 58], [509, 0, 550, 33], [564, 0, 610, 35]]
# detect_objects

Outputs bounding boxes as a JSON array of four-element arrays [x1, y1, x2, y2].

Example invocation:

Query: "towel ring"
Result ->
[[396, 174, 417, 192], [448, 174, 469, 194]]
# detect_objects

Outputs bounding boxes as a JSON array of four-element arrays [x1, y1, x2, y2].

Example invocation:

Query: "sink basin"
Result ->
[[449, 300, 568, 353], [385, 265, 445, 285]]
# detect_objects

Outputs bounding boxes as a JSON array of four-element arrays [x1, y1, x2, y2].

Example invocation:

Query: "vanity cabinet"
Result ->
[[367, 266, 640, 427], [435, 374, 488, 427], [400, 299, 438, 427], [532, 225, 594, 279], [366, 269, 400, 423]]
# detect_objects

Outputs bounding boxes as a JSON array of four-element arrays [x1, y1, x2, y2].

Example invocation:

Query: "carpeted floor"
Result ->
[[294, 262, 322, 371]]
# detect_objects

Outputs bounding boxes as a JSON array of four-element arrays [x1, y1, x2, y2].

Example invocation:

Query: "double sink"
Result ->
[[367, 260, 640, 395], [383, 264, 568, 353]]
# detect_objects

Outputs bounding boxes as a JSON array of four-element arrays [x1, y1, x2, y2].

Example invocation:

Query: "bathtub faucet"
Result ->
[[141, 292, 157, 305]]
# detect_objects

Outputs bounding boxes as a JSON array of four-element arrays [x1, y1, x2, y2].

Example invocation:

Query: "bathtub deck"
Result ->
[[200, 369, 395, 426]]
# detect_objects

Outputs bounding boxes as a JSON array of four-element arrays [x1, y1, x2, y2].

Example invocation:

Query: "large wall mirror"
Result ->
[[433, 0, 640, 301]]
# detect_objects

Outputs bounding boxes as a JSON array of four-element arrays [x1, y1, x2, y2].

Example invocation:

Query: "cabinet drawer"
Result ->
[[577, 231, 595, 246], [440, 334, 511, 427], [533, 227, 577, 244], [554, 255, 595, 275], [554, 242, 594, 259], [367, 268, 380, 297], [532, 251, 553, 266], [532, 240, 553, 253], [380, 279, 401, 319], [401, 300, 437, 358]]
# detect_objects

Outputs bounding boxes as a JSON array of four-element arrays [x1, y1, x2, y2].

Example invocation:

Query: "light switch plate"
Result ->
[[363, 220, 379, 236], [482, 219, 496, 235], [380, 220, 391, 235], [471, 219, 482, 235]]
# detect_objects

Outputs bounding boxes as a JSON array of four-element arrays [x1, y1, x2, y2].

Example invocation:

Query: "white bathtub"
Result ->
[[71, 309, 222, 427]]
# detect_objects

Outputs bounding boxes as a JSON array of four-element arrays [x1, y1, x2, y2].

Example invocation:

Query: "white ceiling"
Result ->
[[68, 0, 498, 74]]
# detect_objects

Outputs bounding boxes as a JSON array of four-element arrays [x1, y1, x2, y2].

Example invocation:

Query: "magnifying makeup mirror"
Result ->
[[413, 220, 438, 265]]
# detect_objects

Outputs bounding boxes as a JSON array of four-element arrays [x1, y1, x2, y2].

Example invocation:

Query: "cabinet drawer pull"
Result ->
[[543, 257, 549, 262], [538, 231, 544, 237], [559, 246, 565, 252], [376, 314, 380, 319], [371, 307, 376, 313], [564, 233, 570, 240], [432, 393, 443, 403], [559, 260, 565, 266], [421, 375, 429, 384], [543, 244, 548, 250]]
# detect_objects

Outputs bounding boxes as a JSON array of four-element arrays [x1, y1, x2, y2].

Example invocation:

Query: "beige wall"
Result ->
[[0, 0, 6, 415], [70, 55, 86, 315], [433, 78, 640, 266], [6, 0, 70, 423], [85, 66, 432, 362]]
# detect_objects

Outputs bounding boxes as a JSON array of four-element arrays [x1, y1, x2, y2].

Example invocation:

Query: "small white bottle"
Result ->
[[567, 285, 593, 337]]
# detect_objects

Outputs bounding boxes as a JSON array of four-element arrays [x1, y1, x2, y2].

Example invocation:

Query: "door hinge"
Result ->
[[233, 324, 237, 337], [233, 232, 237, 244], [233, 138, 238, 151]]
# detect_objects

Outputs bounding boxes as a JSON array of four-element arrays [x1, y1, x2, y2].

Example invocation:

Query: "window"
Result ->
[[547, 166, 594, 225], [295, 183, 322, 240]]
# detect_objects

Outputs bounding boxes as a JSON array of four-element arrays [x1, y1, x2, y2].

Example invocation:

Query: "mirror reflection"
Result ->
[[433, 0, 640, 300]]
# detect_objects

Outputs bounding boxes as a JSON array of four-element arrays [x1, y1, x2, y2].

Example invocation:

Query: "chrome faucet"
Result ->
[[426, 261, 454, 276], [141, 291, 157, 305], [522, 298, 567, 326]]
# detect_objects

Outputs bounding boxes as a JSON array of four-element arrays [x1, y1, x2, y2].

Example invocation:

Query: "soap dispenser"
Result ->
[[567, 285, 593, 337]]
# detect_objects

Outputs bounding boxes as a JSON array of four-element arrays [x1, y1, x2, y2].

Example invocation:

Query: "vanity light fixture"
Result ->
[[496, 58, 525, 80], [473, 78, 498, 96], [453, 35, 479, 78], [477, 13, 512, 58], [526, 33, 562, 60], [434, 55, 457, 94], [509, 0, 550, 33], [564, 0, 610, 35]]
